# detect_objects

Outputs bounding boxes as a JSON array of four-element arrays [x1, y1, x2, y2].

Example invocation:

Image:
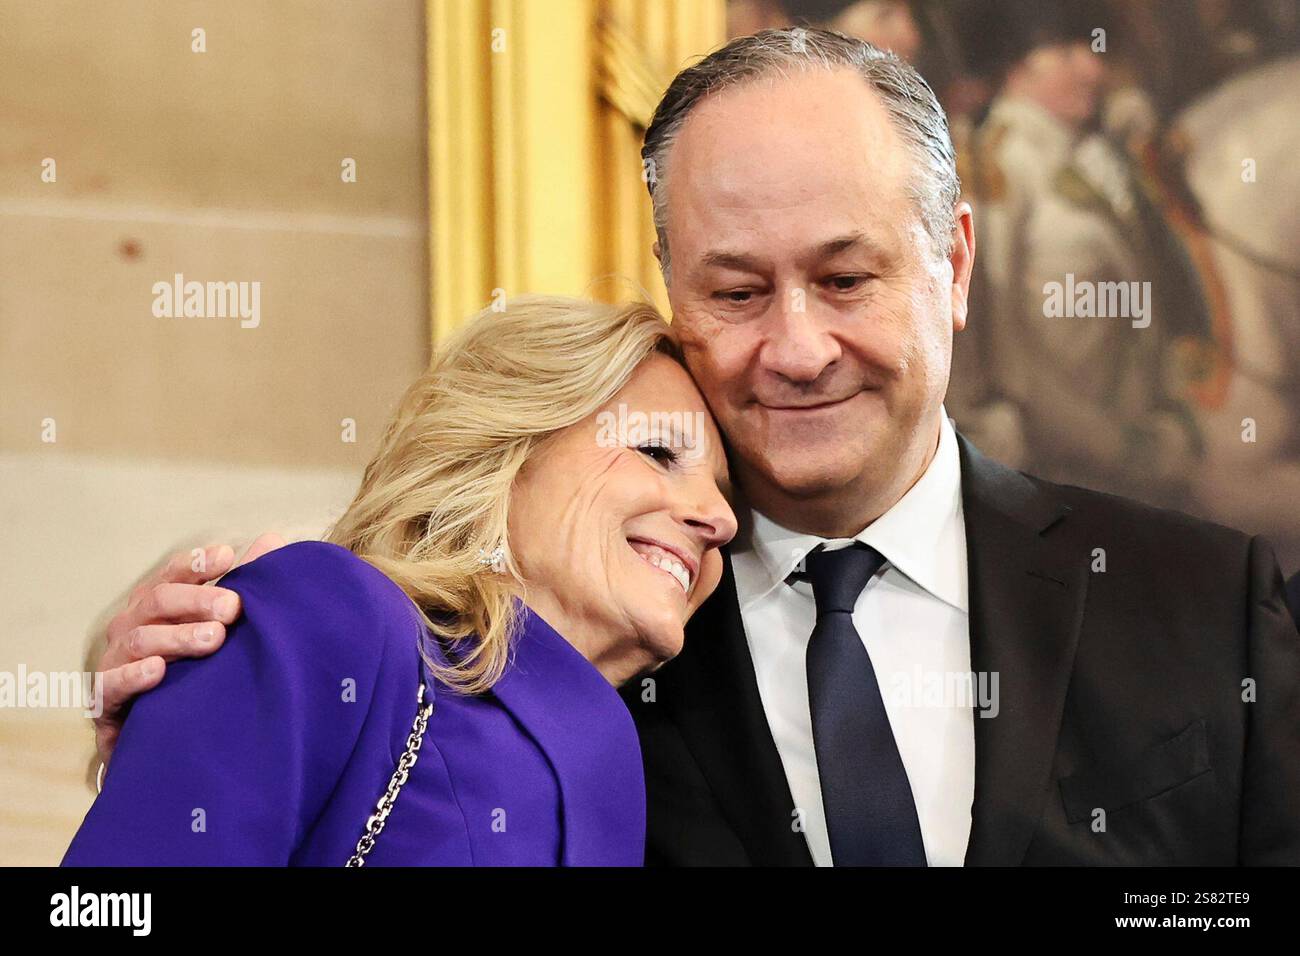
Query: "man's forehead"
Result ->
[[668, 179, 910, 268], [671, 68, 899, 162], [664, 72, 909, 221]]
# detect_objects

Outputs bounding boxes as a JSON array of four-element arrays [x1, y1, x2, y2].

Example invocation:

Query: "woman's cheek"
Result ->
[[688, 549, 724, 617]]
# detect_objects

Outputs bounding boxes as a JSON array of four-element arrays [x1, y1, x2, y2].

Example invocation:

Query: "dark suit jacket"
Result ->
[[622, 436, 1300, 865]]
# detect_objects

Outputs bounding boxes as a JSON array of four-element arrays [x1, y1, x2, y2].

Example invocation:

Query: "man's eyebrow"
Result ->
[[698, 250, 766, 273], [814, 232, 879, 258], [697, 234, 882, 273]]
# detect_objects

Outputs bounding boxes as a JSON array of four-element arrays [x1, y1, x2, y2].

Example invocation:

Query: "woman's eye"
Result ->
[[637, 443, 679, 465]]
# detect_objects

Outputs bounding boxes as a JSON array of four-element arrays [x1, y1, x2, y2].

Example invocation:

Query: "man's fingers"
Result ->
[[96, 657, 166, 721], [106, 582, 241, 661], [128, 544, 236, 605], [237, 532, 288, 567], [115, 620, 227, 665], [132, 581, 240, 627], [94, 657, 165, 769]]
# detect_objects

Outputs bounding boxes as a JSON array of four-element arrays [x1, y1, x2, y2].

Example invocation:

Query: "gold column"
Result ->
[[428, 0, 726, 342]]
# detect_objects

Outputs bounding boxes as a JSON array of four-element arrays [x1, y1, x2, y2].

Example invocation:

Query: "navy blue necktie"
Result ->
[[803, 544, 926, 866]]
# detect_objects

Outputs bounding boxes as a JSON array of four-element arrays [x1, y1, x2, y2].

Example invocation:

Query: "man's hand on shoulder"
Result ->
[[95, 533, 287, 769]]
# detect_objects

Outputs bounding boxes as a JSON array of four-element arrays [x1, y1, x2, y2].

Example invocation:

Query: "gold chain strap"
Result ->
[[344, 682, 434, 867]]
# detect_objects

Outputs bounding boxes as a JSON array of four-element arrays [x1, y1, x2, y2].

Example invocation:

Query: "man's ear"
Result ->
[[652, 240, 664, 267], [948, 201, 975, 333]]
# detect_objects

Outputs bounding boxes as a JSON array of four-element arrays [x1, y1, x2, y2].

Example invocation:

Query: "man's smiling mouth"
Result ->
[[760, 392, 863, 412]]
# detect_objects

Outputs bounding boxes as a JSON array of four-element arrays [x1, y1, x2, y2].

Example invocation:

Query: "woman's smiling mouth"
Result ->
[[627, 537, 695, 595]]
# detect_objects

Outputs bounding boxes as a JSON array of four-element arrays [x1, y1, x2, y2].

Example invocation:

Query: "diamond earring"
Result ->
[[476, 545, 506, 573]]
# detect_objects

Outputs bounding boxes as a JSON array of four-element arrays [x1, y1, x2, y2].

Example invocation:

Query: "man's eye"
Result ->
[[637, 443, 679, 465], [713, 289, 754, 304], [825, 274, 871, 292]]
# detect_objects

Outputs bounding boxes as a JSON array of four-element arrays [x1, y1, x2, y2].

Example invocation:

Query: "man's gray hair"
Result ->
[[641, 27, 960, 281]]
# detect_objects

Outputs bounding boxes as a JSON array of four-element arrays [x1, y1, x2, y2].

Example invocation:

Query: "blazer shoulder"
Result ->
[[960, 435, 1253, 559], [63, 541, 424, 865], [1043, 477, 1246, 544], [217, 540, 423, 676], [1018, 473, 1261, 580]]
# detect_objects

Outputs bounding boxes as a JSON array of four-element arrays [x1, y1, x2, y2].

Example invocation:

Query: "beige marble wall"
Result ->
[[0, 1, 430, 864], [0, 0, 430, 465]]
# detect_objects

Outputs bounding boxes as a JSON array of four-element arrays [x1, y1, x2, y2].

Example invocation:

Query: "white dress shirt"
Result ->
[[730, 410, 974, 866]]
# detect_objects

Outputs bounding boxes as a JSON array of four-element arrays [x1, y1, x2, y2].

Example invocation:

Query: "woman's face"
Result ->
[[508, 353, 738, 684]]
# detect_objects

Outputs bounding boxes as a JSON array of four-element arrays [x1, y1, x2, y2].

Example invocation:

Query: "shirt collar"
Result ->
[[731, 410, 968, 613]]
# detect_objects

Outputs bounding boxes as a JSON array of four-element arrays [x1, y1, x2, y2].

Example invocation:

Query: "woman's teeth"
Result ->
[[629, 542, 691, 595]]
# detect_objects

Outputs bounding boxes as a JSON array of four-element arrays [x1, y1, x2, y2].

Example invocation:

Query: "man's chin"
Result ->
[[758, 455, 865, 503]]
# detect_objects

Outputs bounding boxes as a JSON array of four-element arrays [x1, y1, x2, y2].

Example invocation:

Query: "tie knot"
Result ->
[[803, 544, 887, 616]]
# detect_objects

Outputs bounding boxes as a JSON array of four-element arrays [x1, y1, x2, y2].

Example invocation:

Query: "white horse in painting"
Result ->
[[1174, 55, 1300, 574]]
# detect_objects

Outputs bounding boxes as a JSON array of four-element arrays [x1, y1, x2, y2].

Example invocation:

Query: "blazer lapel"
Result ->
[[488, 607, 647, 866], [659, 553, 815, 866], [957, 435, 1089, 865]]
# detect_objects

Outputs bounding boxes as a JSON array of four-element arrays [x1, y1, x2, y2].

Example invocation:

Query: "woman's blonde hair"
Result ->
[[327, 294, 680, 694]]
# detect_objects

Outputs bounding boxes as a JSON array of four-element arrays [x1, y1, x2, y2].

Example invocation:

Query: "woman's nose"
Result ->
[[678, 475, 739, 550]]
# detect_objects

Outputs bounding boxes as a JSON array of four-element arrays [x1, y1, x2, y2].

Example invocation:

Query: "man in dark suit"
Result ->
[[618, 27, 1299, 866], [91, 28, 1300, 865], [625, 433, 1297, 865]]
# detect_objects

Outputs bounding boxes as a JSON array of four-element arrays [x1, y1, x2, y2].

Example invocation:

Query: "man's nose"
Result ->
[[757, 295, 842, 383]]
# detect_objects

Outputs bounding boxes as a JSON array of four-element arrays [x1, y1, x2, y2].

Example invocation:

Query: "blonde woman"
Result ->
[[63, 296, 736, 866]]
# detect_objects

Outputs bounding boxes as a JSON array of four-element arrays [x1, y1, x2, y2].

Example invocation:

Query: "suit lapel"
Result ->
[[957, 435, 1089, 865], [660, 553, 814, 865]]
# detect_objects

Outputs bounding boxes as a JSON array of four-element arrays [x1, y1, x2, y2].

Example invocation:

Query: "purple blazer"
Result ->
[[63, 542, 646, 866]]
